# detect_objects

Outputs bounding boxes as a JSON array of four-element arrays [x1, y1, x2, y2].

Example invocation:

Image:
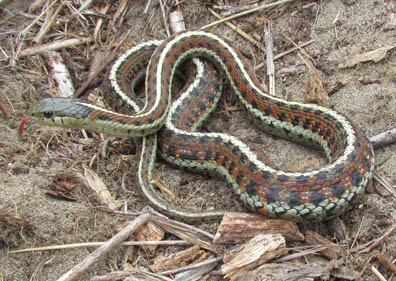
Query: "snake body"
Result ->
[[29, 30, 374, 222]]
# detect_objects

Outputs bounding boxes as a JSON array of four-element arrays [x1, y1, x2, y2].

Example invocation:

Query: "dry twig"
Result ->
[[370, 128, 396, 149], [371, 265, 387, 281], [9, 240, 190, 254], [207, 8, 266, 53], [202, 0, 297, 29], [18, 37, 92, 58], [349, 223, 396, 254], [56, 213, 150, 281], [265, 21, 275, 95], [34, 2, 66, 43]]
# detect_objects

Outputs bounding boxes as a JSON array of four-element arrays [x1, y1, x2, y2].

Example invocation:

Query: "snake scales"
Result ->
[[28, 30, 374, 222]]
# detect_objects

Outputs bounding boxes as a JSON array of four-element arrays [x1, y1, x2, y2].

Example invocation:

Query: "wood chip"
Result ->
[[214, 212, 304, 244], [304, 230, 345, 260], [149, 245, 202, 273], [134, 221, 164, 254], [221, 234, 287, 280]]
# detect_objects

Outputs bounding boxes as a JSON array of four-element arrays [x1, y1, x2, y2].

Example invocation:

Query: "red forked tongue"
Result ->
[[19, 117, 30, 136]]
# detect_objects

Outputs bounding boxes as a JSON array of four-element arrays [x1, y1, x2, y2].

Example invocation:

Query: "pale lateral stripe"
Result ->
[[110, 40, 163, 115]]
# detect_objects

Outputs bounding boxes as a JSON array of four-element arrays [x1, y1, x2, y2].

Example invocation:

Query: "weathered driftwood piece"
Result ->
[[221, 234, 288, 280], [149, 245, 202, 273], [213, 212, 304, 244], [305, 230, 345, 260]]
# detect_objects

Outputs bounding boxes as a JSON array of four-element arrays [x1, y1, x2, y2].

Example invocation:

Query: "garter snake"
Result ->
[[28, 30, 375, 222]]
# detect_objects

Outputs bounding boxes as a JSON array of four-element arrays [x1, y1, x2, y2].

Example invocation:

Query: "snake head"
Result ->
[[28, 98, 93, 129]]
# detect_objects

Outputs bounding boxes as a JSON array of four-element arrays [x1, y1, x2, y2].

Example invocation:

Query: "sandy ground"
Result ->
[[1, 0, 396, 280]]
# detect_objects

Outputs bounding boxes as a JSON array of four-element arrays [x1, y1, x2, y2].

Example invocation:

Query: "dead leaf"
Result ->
[[339, 45, 396, 68], [45, 179, 77, 201], [134, 221, 164, 254], [384, 12, 396, 30], [77, 167, 123, 210], [298, 52, 329, 106], [304, 71, 329, 106]]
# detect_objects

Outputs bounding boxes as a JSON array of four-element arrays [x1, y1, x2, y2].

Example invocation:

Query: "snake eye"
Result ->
[[43, 111, 53, 118]]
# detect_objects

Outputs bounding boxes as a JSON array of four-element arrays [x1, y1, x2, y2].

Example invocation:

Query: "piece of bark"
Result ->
[[134, 221, 164, 254], [221, 234, 288, 280], [43, 51, 75, 97], [305, 230, 345, 260], [213, 212, 304, 244], [169, 9, 186, 33], [149, 245, 202, 273]]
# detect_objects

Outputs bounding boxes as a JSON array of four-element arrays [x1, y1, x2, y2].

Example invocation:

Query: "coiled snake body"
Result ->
[[29, 30, 374, 222]]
